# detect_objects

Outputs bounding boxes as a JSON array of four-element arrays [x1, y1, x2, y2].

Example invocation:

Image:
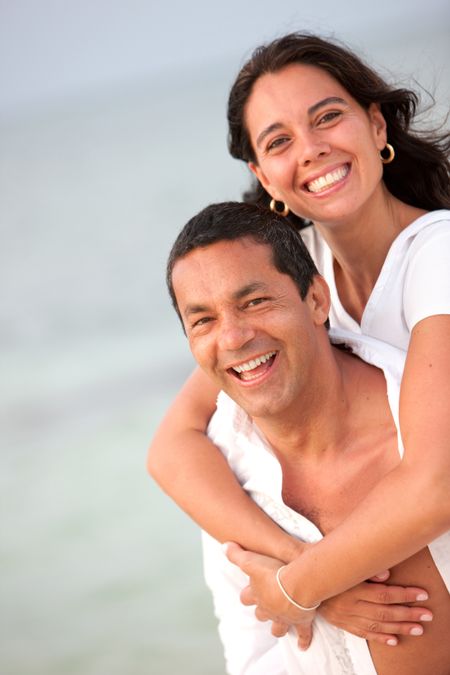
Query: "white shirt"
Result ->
[[301, 210, 450, 349], [203, 330, 450, 675]]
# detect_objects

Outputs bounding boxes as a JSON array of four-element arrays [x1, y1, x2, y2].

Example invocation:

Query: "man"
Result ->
[[166, 201, 450, 674]]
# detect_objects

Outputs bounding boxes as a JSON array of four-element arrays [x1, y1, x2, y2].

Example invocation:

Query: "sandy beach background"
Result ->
[[1, 1, 449, 673]]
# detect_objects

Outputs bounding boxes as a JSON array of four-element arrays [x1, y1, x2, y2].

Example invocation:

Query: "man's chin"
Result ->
[[223, 389, 283, 419]]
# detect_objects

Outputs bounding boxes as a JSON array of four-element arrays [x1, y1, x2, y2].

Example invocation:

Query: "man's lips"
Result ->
[[304, 163, 350, 193], [227, 351, 277, 382]]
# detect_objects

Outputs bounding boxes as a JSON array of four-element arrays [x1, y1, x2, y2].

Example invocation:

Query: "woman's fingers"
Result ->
[[254, 607, 290, 637], [224, 541, 267, 573], [320, 580, 433, 643], [240, 584, 257, 607], [295, 622, 314, 651], [369, 570, 390, 582], [321, 601, 433, 643], [358, 582, 429, 605], [355, 601, 433, 624], [271, 621, 290, 638], [339, 621, 427, 647]]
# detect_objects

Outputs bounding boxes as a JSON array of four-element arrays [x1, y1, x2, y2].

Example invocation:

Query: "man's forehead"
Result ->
[[172, 238, 283, 305], [175, 237, 273, 271]]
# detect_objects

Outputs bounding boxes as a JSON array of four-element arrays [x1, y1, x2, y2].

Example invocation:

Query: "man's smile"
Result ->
[[227, 351, 278, 382]]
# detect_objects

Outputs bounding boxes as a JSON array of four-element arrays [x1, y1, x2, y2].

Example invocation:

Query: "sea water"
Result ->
[[0, 65, 245, 675]]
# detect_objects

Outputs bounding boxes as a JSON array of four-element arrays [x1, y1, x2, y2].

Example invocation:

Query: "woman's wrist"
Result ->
[[281, 537, 308, 564], [282, 549, 322, 608], [276, 565, 321, 611]]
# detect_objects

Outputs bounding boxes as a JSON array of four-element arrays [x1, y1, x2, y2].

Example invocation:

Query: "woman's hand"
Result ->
[[319, 579, 432, 648], [225, 542, 312, 620], [225, 542, 432, 651]]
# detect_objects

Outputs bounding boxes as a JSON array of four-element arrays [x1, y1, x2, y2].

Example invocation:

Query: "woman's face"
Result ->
[[244, 63, 387, 227]]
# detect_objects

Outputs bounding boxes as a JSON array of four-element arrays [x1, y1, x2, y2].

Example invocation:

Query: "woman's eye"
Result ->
[[318, 110, 342, 125], [266, 136, 289, 152]]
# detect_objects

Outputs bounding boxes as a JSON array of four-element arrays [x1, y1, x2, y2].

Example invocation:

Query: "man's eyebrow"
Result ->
[[255, 96, 346, 148], [183, 303, 210, 318], [183, 281, 269, 317], [233, 281, 268, 300]]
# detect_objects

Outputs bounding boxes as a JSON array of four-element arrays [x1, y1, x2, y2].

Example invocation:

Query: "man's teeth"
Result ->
[[232, 351, 276, 374], [307, 165, 348, 193]]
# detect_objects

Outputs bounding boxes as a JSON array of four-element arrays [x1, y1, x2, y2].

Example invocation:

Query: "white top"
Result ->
[[301, 210, 450, 349], [204, 330, 450, 675]]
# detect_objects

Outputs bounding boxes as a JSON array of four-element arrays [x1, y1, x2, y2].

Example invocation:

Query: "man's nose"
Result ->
[[217, 315, 256, 352]]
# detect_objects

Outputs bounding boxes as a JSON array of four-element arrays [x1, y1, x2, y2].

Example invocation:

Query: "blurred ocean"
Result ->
[[0, 66, 247, 674], [1, 27, 449, 675]]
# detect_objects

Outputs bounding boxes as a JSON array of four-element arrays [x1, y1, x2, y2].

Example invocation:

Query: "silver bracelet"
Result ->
[[276, 565, 321, 611]]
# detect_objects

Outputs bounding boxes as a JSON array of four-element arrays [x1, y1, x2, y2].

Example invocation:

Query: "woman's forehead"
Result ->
[[246, 63, 348, 114]]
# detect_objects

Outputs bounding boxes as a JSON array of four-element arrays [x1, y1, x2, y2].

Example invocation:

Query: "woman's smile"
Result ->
[[304, 163, 350, 194], [245, 63, 387, 226]]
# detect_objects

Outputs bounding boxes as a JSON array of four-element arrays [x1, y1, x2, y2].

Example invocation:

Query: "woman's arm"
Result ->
[[147, 366, 302, 561], [149, 366, 435, 645], [226, 315, 450, 615]]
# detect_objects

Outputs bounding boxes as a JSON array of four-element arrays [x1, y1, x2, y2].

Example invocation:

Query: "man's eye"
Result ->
[[192, 316, 212, 328], [246, 297, 267, 307]]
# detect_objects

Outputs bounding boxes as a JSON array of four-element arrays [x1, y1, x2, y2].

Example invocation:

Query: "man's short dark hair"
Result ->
[[167, 201, 320, 323]]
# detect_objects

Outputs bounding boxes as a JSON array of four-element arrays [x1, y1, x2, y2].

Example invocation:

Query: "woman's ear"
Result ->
[[248, 162, 282, 202], [368, 102, 387, 150], [306, 275, 331, 326], [248, 161, 268, 187]]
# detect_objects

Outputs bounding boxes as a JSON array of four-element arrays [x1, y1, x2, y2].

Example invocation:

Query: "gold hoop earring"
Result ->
[[269, 198, 290, 217], [380, 143, 395, 164]]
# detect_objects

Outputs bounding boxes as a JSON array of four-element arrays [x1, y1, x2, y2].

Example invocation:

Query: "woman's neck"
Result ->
[[314, 189, 427, 322]]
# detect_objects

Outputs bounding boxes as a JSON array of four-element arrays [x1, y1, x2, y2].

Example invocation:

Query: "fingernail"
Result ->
[[387, 638, 397, 646], [416, 592, 428, 601], [410, 627, 423, 636], [420, 614, 433, 622]]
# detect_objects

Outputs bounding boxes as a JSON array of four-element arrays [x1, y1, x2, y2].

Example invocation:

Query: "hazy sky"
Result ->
[[1, 0, 449, 114]]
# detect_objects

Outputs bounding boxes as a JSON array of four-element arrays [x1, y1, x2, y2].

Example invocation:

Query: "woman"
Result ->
[[148, 33, 450, 648]]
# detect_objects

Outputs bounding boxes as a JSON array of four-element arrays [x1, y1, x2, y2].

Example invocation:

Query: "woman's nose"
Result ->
[[297, 131, 330, 167]]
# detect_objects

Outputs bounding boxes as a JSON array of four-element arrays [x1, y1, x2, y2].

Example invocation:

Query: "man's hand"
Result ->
[[225, 542, 432, 651]]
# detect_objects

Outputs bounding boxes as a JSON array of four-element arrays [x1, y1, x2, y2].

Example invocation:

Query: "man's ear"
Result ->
[[248, 162, 283, 202], [306, 275, 331, 326]]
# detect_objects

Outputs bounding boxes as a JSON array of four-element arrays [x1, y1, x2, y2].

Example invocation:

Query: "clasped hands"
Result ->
[[224, 542, 432, 651]]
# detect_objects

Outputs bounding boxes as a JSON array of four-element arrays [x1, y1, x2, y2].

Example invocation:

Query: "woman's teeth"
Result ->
[[306, 165, 349, 193]]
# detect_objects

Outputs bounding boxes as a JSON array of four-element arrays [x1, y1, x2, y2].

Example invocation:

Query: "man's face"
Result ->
[[172, 237, 327, 421]]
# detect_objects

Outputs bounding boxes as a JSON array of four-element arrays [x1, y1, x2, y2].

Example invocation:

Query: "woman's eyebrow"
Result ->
[[256, 123, 283, 149], [255, 96, 347, 148], [308, 96, 346, 116]]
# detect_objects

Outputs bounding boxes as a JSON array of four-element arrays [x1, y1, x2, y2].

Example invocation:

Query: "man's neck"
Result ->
[[254, 346, 385, 461]]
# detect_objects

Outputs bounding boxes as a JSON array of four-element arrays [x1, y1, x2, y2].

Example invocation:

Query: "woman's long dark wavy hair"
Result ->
[[227, 33, 450, 228]]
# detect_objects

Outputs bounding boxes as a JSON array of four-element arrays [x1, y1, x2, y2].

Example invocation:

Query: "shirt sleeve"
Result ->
[[202, 532, 287, 675], [403, 221, 450, 331]]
